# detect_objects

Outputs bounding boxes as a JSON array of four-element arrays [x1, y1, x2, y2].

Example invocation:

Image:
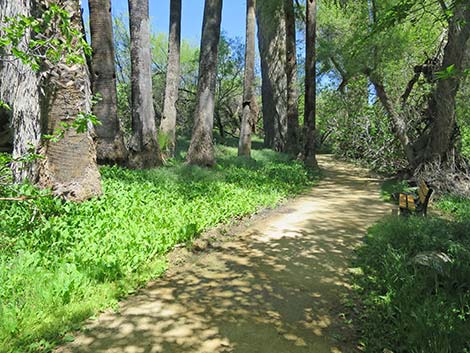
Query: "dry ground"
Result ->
[[56, 155, 393, 353]]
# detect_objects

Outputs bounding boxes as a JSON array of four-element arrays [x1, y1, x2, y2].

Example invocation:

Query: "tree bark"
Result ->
[[303, 0, 318, 168], [88, 0, 127, 166], [238, 0, 256, 157], [256, 0, 288, 152], [128, 0, 162, 168], [159, 0, 182, 159], [186, 0, 223, 167], [0, 0, 102, 201], [284, 0, 300, 155], [0, 0, 42, 181], [367, 73, 415, 165], [38, 0, 102, 201], [425, 3, 470, 162]]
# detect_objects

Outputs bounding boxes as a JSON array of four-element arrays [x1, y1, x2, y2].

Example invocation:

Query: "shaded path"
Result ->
[[57, 156, 393, 353]]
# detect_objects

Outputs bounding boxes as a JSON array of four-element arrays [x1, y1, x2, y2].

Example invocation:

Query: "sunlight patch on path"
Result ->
[[56, 155, 393, 353]]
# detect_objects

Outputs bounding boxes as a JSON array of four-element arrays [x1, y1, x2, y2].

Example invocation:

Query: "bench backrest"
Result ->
[[418, 179, 433, 214]]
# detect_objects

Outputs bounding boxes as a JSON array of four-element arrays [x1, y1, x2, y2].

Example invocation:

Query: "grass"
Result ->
[[0, 144, 318, 353], [353, 181, 470, 352]]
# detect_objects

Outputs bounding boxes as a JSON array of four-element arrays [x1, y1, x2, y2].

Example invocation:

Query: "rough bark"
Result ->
[[284, 0, 300, 155], [159, 0, 182, 159], [0, 0, 102, 201], [303, 0, 318, 168], [0, 1, 42, 180], [256, 0, 288, 152], [186, 0, 223, 167], [88, 0, 127, 165], [128, 0, 162, 168], [38, 0, 102, 201], [424, 3, 470, 162], [238, 0, 256, 157]]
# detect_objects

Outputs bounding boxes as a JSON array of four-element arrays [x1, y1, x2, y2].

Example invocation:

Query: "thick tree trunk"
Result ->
[[0, 0, 102, 201], [186, 0, 223, 167], [159, 0, 182, 159], [88, 0, 127, 166], [238, 0, 256, 157], [38, 0, 102, 201], [303, 0, 318, 167], [128, 0, 162, 168], [0, 1, 42, 181], [284, 0, 300, 155], [256, 0, 287, 152], [424, 3, 470, 162]]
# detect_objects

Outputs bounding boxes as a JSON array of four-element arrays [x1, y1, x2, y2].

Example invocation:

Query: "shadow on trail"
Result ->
[[57, 156, 392, 353]]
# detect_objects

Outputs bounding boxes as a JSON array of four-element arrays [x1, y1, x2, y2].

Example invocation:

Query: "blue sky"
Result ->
[[81, 1, 246, 44]]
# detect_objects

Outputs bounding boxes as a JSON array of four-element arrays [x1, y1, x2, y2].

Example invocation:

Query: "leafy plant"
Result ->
[[0, 144, 318, 352], [353, 215, 470, 353]]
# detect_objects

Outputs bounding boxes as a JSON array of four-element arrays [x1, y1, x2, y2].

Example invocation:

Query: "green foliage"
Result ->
[[354, 216, 470, 353], [0, 145, 317, 352], [437, 197, 470, 221], [316, 79, 407, 173], [0, 3, 90, 71], [380, 178, 411, 202]]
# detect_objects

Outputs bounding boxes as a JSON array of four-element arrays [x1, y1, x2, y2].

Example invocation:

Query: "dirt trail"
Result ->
[[57, 155, 393, 353]]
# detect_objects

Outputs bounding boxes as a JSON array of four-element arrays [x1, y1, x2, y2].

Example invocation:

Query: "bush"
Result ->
[[354, 216, 470, 353], [0, 145, 317, 353]]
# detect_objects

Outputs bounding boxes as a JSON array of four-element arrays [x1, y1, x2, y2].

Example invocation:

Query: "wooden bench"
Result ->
[[399, 180, 433, 216]]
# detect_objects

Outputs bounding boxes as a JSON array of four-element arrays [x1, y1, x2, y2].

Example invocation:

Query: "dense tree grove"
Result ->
[[0, 0, 469, 351]]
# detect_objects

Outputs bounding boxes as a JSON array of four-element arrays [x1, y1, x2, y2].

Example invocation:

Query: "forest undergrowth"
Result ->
[[351, 182, 470, 353], [0, 143, 317, 353]]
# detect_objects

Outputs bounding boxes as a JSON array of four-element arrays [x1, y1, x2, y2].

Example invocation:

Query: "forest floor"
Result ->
[[55, 155, 393, 353]]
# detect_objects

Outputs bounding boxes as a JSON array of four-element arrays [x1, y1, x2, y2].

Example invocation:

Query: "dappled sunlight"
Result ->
[[57, 156, 393, 353]]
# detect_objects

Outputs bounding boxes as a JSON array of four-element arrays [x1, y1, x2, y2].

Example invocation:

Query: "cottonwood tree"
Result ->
[[0, 0, 102, 201], [88, 0, 127, 165], [284, 0, 300, 155], [238, 0, 257, 157], [128, 0, 162, 168], [303, 0, 318, 167], [256, 0, 288, 151], [159, 0, 182, 159], [187, 0, 223, 166]]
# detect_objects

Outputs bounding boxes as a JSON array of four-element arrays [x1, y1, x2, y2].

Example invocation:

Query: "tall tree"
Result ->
[[128, 0, 162, 168], [238, 0, 257, 157], [159, 0, 182, 159], [88, 0, 127, 165], [304, 0, 318, 167], [284, 0, 300, 155], [0, 0, 102, 201], [424, 1, 470, 162], [186, 0, 223, 166], [256, 0, 288, 152]]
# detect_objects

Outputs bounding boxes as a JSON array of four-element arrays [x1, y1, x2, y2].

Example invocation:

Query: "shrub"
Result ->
[[354, 216, 470, 353]]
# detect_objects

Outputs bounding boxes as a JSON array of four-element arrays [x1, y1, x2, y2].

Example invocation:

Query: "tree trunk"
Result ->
[[159, 0, 182, 159], [256, 0, 287, 152], [368, 74, 416, 165], [128, 0, 162, 168], [238, 0, 256, 157], [88, 0, 127, 166], [303, 0, 318, 168], [424, 3, 470, 162], [0, 0, 42, 181], [284, 0, 300, 155], [0, 0, 102, 201], [186, 0, 223, 167]]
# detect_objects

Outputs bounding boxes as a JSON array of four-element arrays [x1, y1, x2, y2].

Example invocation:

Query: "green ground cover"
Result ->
[[0, 145, 317, 353], [352, 183, 470, 353]]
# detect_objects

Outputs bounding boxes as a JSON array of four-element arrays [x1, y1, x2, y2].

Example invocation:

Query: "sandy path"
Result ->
[[56, 155, 393, 353]]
